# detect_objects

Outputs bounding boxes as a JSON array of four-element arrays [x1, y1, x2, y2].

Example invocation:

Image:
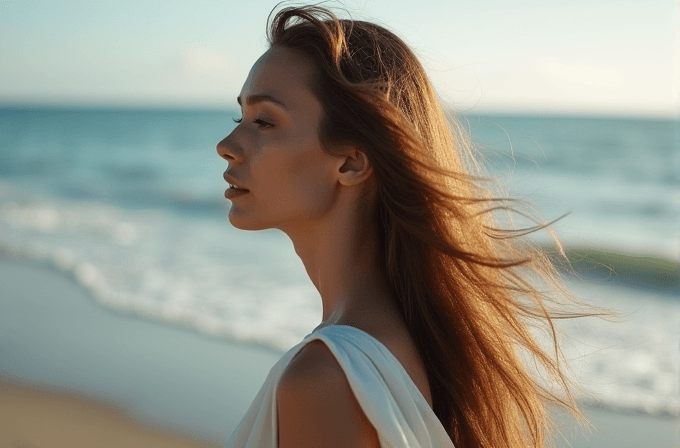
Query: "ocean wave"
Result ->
[[0, 181, 678, 417]]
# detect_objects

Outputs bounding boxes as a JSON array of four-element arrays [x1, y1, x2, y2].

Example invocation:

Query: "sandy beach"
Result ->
[[0, 378, 219, 448], [1, 259, 678, 448]]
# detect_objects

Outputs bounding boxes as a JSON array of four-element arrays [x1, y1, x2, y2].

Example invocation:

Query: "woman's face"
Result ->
[[216, 46, 343, 232]]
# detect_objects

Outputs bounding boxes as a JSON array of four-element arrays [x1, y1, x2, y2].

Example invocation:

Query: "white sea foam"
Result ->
[[560, 280, 679, 416], [0, 182, 678, 417]]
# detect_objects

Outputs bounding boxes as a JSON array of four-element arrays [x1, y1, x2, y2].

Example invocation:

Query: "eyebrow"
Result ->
[[237, 94, 288, 110]]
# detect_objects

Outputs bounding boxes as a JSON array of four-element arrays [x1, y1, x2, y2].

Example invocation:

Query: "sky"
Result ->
[[0, 0, 678, 117]]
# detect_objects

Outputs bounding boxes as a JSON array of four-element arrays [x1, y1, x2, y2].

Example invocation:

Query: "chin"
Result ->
[[227, 212, 271, 232]]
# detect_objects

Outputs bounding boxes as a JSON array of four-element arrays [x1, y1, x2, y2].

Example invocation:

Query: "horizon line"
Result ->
[[1, 101, 677, 121]]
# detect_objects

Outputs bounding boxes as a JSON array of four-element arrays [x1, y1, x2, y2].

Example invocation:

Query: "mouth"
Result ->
[[225, 186, 249, 199], [228, 183, 249, 192]]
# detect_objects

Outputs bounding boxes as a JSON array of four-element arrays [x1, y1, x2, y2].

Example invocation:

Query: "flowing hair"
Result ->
[[268, 5, 604, 447]]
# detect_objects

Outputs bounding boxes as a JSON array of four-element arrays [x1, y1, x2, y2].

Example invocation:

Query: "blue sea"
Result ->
[[0, 106, 678, 417]]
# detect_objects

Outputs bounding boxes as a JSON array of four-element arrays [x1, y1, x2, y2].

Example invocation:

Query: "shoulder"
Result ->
[[276, 339, 381, 448], [278, 340, 345, 390]]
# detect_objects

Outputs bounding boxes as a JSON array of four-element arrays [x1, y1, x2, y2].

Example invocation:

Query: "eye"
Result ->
[[231, 116, 273, 128], [253, 118, 273, 129]]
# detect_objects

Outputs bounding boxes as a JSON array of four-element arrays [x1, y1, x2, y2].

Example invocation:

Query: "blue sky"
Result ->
[[0, 0, 677, 116]]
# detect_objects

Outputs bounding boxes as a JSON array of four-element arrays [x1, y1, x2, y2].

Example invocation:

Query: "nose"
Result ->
[[216, 131, 241, 163]]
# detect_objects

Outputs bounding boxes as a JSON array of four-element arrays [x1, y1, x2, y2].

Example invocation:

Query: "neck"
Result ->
[[278, 199, 399, 331]]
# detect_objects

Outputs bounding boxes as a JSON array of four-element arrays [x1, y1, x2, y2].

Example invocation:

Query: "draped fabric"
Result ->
[[224, 324, 455, 448]]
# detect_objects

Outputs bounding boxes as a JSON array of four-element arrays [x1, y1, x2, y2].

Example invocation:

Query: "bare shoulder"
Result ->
[[276, 340, 381, 448], [278, 340, 345, 390]]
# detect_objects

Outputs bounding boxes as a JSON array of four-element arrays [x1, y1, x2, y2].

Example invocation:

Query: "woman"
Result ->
[[217, 5, 596, 448]]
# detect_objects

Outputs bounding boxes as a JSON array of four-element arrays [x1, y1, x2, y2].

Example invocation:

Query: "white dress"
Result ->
[[223, 324, 455, 448]]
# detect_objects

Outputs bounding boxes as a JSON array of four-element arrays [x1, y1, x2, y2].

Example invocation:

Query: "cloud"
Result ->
[[534, 57, 625, 90], [430, 56, 679, 116], [177, 46, 233, 80]]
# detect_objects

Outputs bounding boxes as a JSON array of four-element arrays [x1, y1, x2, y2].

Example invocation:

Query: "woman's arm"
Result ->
[[276, 340, 381, 448]]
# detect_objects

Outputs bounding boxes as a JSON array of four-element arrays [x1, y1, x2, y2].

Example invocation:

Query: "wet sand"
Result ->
[[0, 378, 218, 448]]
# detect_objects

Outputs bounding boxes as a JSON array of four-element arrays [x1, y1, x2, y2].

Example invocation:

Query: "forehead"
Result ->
[[240, 46, 317, 106]]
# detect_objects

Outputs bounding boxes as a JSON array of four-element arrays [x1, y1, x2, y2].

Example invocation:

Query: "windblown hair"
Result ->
[[268, 5, 600, 447]]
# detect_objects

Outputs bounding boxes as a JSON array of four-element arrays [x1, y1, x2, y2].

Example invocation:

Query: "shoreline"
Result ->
[[3, 371, 678, 448], [1, 258, 678, 447], [1, 373, 678, 448], [0, 377, 219, 448]]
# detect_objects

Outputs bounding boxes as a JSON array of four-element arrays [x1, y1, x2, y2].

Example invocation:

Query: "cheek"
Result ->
[[253, 140, 335, 215]]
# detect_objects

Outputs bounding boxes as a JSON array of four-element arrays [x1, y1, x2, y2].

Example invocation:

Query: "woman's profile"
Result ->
[[217, 5, 597, 448]]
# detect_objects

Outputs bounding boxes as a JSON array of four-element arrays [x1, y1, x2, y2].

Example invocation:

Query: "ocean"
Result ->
[[0, 106, 678, 417]]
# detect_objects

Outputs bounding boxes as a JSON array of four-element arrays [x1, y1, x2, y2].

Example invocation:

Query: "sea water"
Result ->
[[0, 106, 677, 416]]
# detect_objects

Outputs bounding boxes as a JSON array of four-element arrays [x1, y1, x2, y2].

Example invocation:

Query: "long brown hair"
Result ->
[[268, 5, 601, 447]]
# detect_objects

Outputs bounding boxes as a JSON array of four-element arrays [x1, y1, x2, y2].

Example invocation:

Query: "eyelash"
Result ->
[[232, 117, 273, 129]]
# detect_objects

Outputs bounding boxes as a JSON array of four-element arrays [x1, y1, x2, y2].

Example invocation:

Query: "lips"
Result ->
[[224, 187, 249, 199], [224, 172, 249, 191]]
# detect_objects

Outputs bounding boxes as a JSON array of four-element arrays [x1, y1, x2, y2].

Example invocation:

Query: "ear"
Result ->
[[335, 146, 374, 187]]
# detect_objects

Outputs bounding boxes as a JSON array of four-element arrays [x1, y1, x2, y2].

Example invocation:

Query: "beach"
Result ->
[[1, 259, 678, 448], [0, 379, 218, 448]]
